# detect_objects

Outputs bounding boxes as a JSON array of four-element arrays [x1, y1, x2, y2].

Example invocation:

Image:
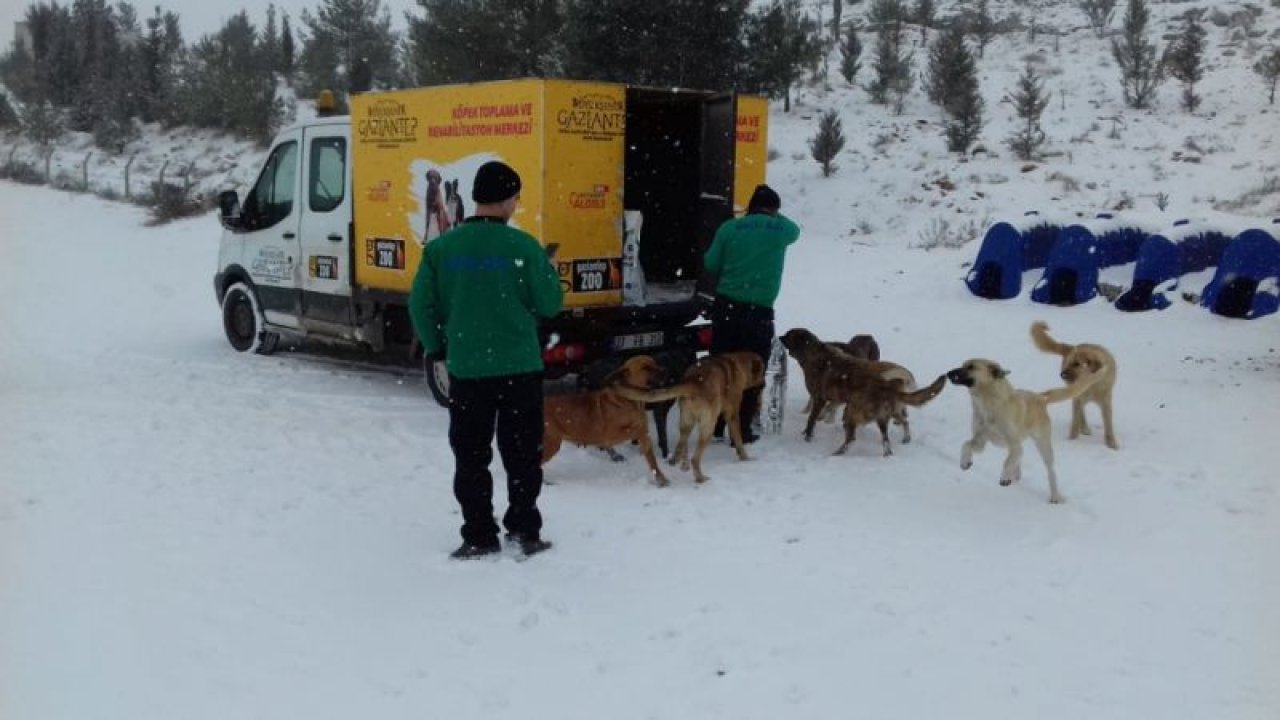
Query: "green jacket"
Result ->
[[409, 217, 564, 379], [703, 211, 801, 308]]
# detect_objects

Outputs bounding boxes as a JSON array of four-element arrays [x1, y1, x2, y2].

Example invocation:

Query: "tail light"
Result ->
[[544, 341, 588, 365], [696, 326, 714, 350]]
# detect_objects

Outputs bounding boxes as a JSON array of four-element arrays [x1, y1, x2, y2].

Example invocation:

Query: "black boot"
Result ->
[[449, 540, 501, 560], [505, 532, 553, 557]]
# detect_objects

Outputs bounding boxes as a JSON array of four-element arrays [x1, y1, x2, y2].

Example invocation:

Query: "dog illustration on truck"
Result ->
[[214, 78, 769, 405]]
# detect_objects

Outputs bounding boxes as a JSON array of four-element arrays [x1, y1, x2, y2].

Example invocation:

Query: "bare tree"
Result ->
[[1079, 0, 1118, 37]]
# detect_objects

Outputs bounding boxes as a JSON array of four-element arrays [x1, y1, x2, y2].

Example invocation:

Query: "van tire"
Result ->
[[222, 282, 279, 355], [423, 355, 450, 407]]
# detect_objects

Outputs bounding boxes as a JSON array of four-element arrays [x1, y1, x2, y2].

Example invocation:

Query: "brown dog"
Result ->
[[781, 328, 934, 449], [543, 354, 670, 484], [779, 328, 946, 456], [946, 358, 1101, 504], [616, 351, 765, 484], [1030, 321, 1119, 449]]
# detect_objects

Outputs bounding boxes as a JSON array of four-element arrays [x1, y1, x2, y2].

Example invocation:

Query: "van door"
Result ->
[[298, 126, 353, 326], [240, 129, 303, 327], [696, 93, 737, 295], [700, 93, 737, 204]]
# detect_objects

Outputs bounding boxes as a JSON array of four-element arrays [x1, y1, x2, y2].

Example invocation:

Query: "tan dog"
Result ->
[[780, 328, 946, 456], [543, 355, 670, 484], [946, 358, 1101, 504], [781, 328, 935, 450], [1030, 321, 1119, 449], [616, 351, 765, 484]]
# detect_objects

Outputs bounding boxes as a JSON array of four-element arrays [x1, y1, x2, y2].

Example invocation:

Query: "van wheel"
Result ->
[[221, 282, 279, 355], [423, 355, 450, 407]]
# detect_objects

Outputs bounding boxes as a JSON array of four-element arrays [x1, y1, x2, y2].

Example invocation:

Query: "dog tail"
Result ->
[[1030, 320, 1072, 357], [609, 382, 696, 404], [1040, 370, 1102, 404], [897, 374, 947, 407]]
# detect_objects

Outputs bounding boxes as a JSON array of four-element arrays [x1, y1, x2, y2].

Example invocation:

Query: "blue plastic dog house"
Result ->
[[1201, 229, 1280, 319], [1031, 225, 1099, 306], [965, 222, 1024, 299], [1115, 233, 1178, 311], [965, 214, 1060, 300]]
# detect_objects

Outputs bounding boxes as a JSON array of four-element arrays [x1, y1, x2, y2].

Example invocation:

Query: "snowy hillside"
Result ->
[[2, 1, 1279, 719], [3, 0, 1278, 236]]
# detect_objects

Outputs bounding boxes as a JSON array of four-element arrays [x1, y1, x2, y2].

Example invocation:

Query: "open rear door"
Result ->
[[696, 93, 738, 297]]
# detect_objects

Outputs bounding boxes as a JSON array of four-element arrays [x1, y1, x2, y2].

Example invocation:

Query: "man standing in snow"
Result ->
[[409, 161, 564, 560], [702, 184, 801, 443]]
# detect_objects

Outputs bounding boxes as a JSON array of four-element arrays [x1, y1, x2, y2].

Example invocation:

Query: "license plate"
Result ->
[[611, 331, 664, 351]]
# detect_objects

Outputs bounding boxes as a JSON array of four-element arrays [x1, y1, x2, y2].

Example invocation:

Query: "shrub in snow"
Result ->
[[1254, 47, 1280, 105], [839, 23, 862, 84], [1163, 16, 1207, 112], [809, 109, 846, 177], [1079, 0, 1118, 37], [1005, 63, 1050, 161]]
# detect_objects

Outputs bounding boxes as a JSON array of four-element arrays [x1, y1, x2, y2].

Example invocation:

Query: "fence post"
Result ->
[[7, 145, 16, 167], [81, 151, 93, 192], [158, 159, 169, 191], [44, 147, 54, 184], [124, 153, 137, 200]]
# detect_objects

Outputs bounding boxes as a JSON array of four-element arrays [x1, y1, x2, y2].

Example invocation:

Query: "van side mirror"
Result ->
[[218, 190, 242, 229]]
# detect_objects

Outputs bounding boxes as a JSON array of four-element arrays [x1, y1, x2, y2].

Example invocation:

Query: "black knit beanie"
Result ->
[[747, 184, 781, 213], [471, 161, 522, 204]]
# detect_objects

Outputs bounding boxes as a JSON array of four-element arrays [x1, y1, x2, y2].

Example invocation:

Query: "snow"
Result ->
[[3, 1, 1280, 718]]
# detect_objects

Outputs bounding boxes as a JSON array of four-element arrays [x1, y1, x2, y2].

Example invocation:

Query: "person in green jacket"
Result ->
[[702, 184, 801, 443], [409, 161, 564, 560]]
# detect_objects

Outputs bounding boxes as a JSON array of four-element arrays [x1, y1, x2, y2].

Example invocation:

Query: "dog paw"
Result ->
[[1106, 439, 1119, 450], [999, 477, 1013, 487], [694, 473, 710, 484], [1049, 494, 1067, 504], [960, 460, 972, 471], [680, 460, 692, 472], [652, 474, 670, 488]]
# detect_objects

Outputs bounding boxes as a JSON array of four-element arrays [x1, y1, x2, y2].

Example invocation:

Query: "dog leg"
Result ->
[[671, 410, 694, 469], [804, 400, 826, 441], [1100, 397, 1119, 450], [999, 443, 1024, 487], [1070, 398, 1089, 438], [652, 402, 673, 459], [960, 433, 985, 470], [542, 432, 562, 464], [834, 416, 856, 455], [820, 402, 838, 424], [638, 432, 669, 487], [724, 401, 751, 462], [599, 446, 626, 462], [1031, 431, 1065, 503], [877, 418, 893, 457], [897, 407, 911, 443], [691, 422, 715, 483]]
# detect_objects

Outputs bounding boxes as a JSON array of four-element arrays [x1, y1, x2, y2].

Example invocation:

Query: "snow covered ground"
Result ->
[[2, 178, 1277, 718], [3, 0, 1280, 717]]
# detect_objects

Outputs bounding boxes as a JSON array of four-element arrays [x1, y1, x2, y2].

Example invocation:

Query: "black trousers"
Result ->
[[447, 372, 544, 546], [709, 295, 775, 436]]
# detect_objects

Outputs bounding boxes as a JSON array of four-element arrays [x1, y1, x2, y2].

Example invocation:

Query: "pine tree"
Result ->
[[298, 0, 397, 98], [1164, 16, 1206, 112], [1005, 63, 1049, 160], [22, 99, 65, 146], [175, 12, 282, 142], [868, 0, 906, 27], [738, 0, 820, 111], [913, 0, 935, 43], [1079, 0, 1117, 37], [969, 0, 995, 58], [1255, 47, 1280, 105], [832, 0, 842, 38], [924, 26, 983, 152], [866, 10, 913, 112], [839, 22, 862, 85], [809, 109, 846, 177], [1111, 0, 1162, 109], [262, 4, 280, 77], [412, 0, 565, 86], [281, 13, 295, 78], [564, 0, 750, 91]]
